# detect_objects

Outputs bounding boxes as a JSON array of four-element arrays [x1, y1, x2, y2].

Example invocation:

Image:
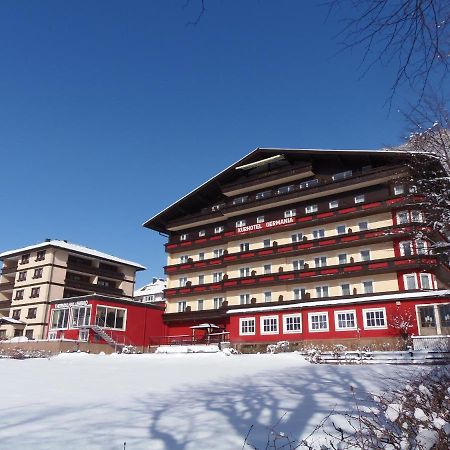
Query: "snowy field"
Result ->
[[0, 353, 416, 450]]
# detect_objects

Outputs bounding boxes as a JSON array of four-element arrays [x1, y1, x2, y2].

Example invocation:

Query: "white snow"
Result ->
[[0, 353, 414, 450], [155, 344, 220, 353]]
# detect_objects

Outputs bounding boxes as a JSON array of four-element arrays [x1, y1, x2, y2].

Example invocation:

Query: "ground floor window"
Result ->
[[71, 306, 91, 328], [363, 308, 386, 329], [24, 329, 34, 340], [50, 308, 69, 330], [283, 314, 302, 333], [261, 316, 279, 334], [335, 310, 357, 330], [308, 312, 329, 332], [239, 317, 255, 335], [95, 305, 126, 330]]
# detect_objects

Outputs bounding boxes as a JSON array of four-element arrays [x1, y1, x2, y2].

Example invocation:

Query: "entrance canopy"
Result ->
[[190, 323, 220, 330]]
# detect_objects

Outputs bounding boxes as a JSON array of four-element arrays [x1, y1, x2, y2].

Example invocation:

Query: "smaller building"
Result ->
[[47, 294, 167, 351], [134, 278, 166, 304]]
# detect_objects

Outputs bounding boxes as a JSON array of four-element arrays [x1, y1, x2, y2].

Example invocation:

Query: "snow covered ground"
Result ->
[[0, 352, 417, 449]]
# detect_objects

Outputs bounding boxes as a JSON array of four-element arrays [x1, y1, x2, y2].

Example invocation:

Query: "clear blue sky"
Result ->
[[0, 1, 416, 285]]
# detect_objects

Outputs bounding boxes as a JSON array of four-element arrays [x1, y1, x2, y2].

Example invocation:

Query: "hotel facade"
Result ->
[[144, 148, 450, 349]]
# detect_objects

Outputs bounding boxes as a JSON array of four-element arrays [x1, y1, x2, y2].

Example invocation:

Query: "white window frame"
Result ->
[[338, 253, 348, 265], [334, 309, 357, 331], [308, 312, 329, 332], [358, 221, 368, 231], [78, 330, 89, 342], [213, 249, 224, 258], [240, 293, 250, 305], [239, 317, 255, 335], [293, 259, 305, 271], [315, 285, 329, 298], [329, 200, 339, 209], [214, 226, 224, 234], [50, 308, 70, 330], [257, 216, 265, 224], [363, 307, 387, 329], [394, 185, 404, 195], [263, 239, 271, 248], [340, 283, 351, 296], [260, 315, 279, 335], [399, 240, 413, 256], [197, 299, 204, 311], [314, 256, 327, 268], [291, 233, 303, 243], [236, 220, 246, 228], [419, 273, 435, 290], [177, 301, 187, 312], [354, 194, 365, 204], [264, 291, 272, 303], [360, 250, 371, 262], [312, 229, 325, 239], [71, 306, 92, 328], [263, 264, 272, 274], [240, 242, 250, 252], [198, 252, 205, 261], [213, 272, 223, 283], [336, 224, 346, 235], [198, 230, 206, 237], [284, 209, 296, 218], [95, 305, 127, 331], [362, 280, 374, 294], [180, 255, 189, 263], [403, 273, 418, 290], [213, 297, 224, 309], [179, 277, 188, 287], [180, 234, 188, 241], [293, 287, 305, 300], [48, 331, 58, 340], [240, 267, 250, 278], [305, 204, 318, 214], [283, 313, 302, 334]]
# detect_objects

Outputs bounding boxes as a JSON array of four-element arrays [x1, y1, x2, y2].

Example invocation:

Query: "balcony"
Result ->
[[1, 265, 17, 275], [164, 255, 438, 298], [66, 261, 125, 280], [0, 282, 15, 292], [65, 278, 124, 296]]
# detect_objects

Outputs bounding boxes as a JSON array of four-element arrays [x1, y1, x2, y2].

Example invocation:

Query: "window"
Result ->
[[358, 221, 368, 231], [198, 274, 205, 284], [416, 240, 427, 255], [25, 330, 34, 340], [27, 308, 37, 319], [179, 277, 188, 287], [198, 230, 206, 237], [363, 308, 386, 329], [180, 255, 189, 264], [293, 287, 306, 300], [293, 259, 305, 271], [329, 200, 339, 209], [232, 195, 248, 205], [305, 204, 318, 214], [240, 317, 255, 335], [177, 301, 187, 312], [214, 226, 224, 234], [180, 234, 188, 241], [33, 268, 43, 279], [354, 194, 365, 204], [257, 216, 265, 224], [197, 299, 204, 311], [314, 256, 327, 268], [397, 210, 424, 224], [409, 185, 418, 193], [264, 291, 272, 303], [336, 225, 346, 235], [335, 310, 357, 330], [95, 306, 126, 329], [18, 271, 27, 281], [360, 250, 371, 262], [263, 264, 272, 274], [332, 170, 352, 181], [363, 280, 373, 294], [71, 306, 91, 327], [50, 308, 69, 329], [299, 179, 319, 189], [411, 210, 423, 222], [256, 190, 271, 200], [12, 309, 21, 320], [283, 314, 302, 333], [397, 211, 409, 224], [240, 294, 250, 305], [213, 249, 224, 258], [338, 253, 348, 265], [236, 220, 246, 228], [211, 204, 221, 212], [404, 274, 418, 290], [198, 252, 205, 261], [308, 312, 329, 331], [277, 185, 294, 194], [240, 267, 250, 277], [213, 297, 224, 309], [399, 241, 413, 256], [30, 287, 40, 298], [15, 290, 24, 300], [312, 229, 325, 239], [21, 253, 30, 264], [261, 316, 279, 334], [420, 273, 433, 290], [315, 286, 329, 298], [263, 239, 271, 248], [213, 272, 223, 283], [36, 250, 46, 261], [419, 306, 436, 327], [394, 185, 404, 195], [340, 283, 351, 296], [98, 278, 115, 288], [291, 233, 303, 243], [240, 242, 250, 252], [438, 304, 450, 327], [284, 209, 296, 218]]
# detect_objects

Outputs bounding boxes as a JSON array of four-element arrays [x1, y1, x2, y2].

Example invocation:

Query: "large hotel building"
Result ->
[[144, 148, 450, 348]]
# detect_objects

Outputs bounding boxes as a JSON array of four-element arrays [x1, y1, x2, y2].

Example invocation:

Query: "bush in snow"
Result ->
[[267, 341, 290, 354], [0, 348, 51, 359]]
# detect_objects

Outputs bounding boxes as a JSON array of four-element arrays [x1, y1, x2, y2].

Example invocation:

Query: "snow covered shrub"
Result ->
[[304, 347, 322, 364], [267, 341, 290, 354], [0, 348, 51, 359], [121, 345, 137, 354]]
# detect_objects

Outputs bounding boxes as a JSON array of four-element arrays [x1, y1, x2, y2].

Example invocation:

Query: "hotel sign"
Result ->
[[236, 217, 295, 234], [55, 300, 89, 309]]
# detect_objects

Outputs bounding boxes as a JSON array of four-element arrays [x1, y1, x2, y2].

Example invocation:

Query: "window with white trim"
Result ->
[[283, 314, 302, 333], [263, 264, 272, 274], [416, 240, 427, 255], [329, 200, 339, 209], [308, 312, 329, 331], [354, 194, 365, 204], [257, 216, 265, 224], [340, 283, 351, 296], [335, 310, 357, 330], [284, 209, 296, 218], [197, 299, 204, 311], [293, 259, 305, 271], [312, 229, 325, 239], [256, 190, 271, 200], [198, 252, 205, 261], [213, 272, 223, 282], [240, 294, 250, 305], [411, 210, 423, 222], [236, 220, 246, 228], [299, 179, 319, 189], [180, 234, 188, 241], [198, 230, 206, 237], [213, 297, 224, 309], [291, 233, 303, 243], [336, 225, 346, 235], [179, 277, 188, 287], [363, 308, 386, 328], [198, 274, 205, 284], [71, 306, 91, 328], [263, 239, 271, 248], [264, 291, 272, 303], [397, 211, 409, 224], [360, 250, 371, 262], [363, 280, 373, 294], [180, 255, 189, 263], [404, 274, 418, 290], [95, 306, 126, 330], [394, 185, 404, 195], [240, 267, 250, 277], [293, 287, 305, 300], [177, 301, 187, 312], [261, 316, 279, 334], [239, 317, 255, 335], [305, 204, 318, 214], [277, 185, 294, 194], [214, 226, 224, 234], [399, 241, 413, 256], [358, 221, 368, 231], [232, 195, 248, 205], [240, 242, 250, 252], [420, 273, 434, 289], [50, 308, 69, 330], [315, 286, 329, 298], [314, 256, 327, 268], [338, 253, 348, 265], [213, 249, 224, 258]]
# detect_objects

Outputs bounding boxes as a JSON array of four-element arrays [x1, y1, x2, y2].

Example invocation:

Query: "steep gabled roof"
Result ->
[[143, 147, 411, 233]]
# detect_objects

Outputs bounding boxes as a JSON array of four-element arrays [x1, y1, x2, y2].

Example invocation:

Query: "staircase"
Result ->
[[86, 325, 130, 352]]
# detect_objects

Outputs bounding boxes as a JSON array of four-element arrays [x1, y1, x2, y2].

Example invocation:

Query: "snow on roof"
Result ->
[[227, 290, 450, 315], [0, 240, 146, 270], [0, 317, 25, 325], [134, 278, 166, 296]]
